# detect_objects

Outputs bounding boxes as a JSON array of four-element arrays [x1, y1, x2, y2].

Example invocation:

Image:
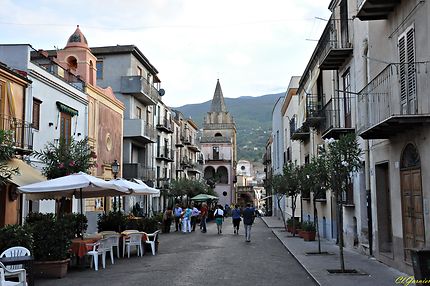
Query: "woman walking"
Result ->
[[231, 205, 241, 234], [214, 205, 224, 234]]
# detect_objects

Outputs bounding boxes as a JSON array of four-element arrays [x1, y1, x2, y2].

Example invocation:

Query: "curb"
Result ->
[[262, 218, 321, 286], [271, 230, 321, 286]]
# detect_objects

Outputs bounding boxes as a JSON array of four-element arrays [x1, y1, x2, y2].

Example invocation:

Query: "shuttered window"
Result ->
[[398, 26, 417, 114], [32, 98, 42, 130]]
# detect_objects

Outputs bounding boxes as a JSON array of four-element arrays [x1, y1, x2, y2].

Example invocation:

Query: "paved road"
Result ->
[[37, 218, 315, 286]]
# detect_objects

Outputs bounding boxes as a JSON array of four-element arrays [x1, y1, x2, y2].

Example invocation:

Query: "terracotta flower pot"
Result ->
[[34, 259, 70, 278], [302, 231, 316, 241]]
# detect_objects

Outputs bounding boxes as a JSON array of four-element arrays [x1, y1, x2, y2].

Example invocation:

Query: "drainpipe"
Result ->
[[362, 38, 373, 256]]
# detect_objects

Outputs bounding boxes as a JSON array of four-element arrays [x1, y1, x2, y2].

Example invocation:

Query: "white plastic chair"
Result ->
[[0, 262, 26, 286], [144, 230, 160, 256], [85, 238, 108, 271], [0, 247, 30, 271], [103, 233, 121, 259], [124, 233, 143, 258]]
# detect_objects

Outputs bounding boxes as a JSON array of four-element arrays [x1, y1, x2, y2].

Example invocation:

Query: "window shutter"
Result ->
[[398, 35, 407, 114], [406, 27, 417, 114]]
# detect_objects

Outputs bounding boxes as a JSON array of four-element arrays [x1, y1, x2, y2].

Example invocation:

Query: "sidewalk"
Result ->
[[262, 216, 412, 286]]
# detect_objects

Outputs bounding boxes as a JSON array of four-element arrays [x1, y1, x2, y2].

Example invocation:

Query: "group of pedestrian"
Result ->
[[162, 202, 257, 242]]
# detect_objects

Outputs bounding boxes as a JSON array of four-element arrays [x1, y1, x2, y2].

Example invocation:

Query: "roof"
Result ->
[[65, 25, 89, 50], [90, 45, 159, 81], [210, 79, 227, 113]]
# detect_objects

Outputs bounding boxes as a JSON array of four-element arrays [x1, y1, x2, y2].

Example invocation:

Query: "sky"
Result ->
[[0, 0, 331, 107]]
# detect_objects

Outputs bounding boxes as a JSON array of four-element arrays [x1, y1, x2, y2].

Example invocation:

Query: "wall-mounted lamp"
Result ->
[[48, 122, 54, 127]]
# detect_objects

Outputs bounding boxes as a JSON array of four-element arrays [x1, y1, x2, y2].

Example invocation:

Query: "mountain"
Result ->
[[174, 92, 284, 163]]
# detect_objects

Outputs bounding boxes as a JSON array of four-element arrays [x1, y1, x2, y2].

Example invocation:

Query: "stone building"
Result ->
[[200, 80, 237, 207]]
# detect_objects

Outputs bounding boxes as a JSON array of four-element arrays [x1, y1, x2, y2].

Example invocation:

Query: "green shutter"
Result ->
[[56, 101, 79, 117]]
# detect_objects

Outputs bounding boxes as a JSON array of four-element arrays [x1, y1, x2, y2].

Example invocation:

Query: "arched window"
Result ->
[[400, 143, 420, 169], [89, 60, 94, 85], [204, 166, 215, 180], [216, 166, 228, 184], [215, 132, 222, 137], [67, 56, 78, 71]]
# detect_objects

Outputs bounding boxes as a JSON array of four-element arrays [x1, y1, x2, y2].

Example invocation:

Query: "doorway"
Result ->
[[400, 144, 425, 262]]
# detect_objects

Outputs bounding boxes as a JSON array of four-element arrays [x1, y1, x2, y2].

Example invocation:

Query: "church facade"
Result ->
[[200, 80, 237, 207]]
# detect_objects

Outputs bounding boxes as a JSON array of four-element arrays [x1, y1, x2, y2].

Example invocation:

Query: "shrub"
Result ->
[[302, 221, 316, 232], [25, 213, 72, 261], [0, 224, 33, 254], [97, 211, 128, 232], [61, 213, 88, 238]]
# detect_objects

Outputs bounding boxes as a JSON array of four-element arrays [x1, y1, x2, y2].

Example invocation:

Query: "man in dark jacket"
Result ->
[[242, 203, 256, 242]]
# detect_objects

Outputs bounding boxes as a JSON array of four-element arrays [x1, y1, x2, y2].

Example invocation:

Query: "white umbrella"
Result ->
[[18, 172, 129, 200], [132, 179, 160, 196], [108, 178, 151, 194]]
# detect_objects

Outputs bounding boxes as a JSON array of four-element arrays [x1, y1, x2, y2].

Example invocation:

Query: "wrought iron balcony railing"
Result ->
[[0, 114, 33, 153]]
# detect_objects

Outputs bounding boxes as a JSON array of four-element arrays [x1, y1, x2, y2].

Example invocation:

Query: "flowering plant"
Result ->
[[34, 137, 97, 179]]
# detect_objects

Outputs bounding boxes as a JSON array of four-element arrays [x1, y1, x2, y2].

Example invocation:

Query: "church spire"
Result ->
[[210, 79, 227, 113]]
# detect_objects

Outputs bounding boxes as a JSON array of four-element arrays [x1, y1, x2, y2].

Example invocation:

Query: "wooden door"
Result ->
[[401, 168, 425, 262]]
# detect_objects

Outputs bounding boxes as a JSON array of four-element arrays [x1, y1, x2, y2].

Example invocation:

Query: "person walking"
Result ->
[[214, 205, 224, 234], [162, 207, 173, 233], [174, 204, 183, 232], [242, 203, 256, 242], [231, 205, 241, 234], [191, 205, 200, 231], [182, 206, 192, 233], [200, 203, 208, 233]]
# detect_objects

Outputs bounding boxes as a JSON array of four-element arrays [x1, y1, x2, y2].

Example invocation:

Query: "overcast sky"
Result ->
[[1, 0, 331, 107]]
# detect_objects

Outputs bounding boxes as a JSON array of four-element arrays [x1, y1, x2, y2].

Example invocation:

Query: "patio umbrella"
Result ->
[[191, 194, 219, 202], [108, 178, 153, 194], [132, 179, 160, 196]]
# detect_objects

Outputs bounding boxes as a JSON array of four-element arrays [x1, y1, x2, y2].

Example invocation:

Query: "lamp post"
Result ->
[[111, 160, 120, 211]]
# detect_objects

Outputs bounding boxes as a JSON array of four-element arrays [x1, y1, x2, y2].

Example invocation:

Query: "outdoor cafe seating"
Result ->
[[0, 262, 27, 286]]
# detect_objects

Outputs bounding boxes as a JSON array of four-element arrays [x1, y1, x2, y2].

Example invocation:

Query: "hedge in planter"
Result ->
[[301, 221, 316, 241], [0, 224, 33, 254], [25, 213, 75, 278], [97, 211, 128, 232]]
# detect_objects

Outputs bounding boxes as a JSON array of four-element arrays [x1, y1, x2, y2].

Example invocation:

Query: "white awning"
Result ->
[[7, 158, 46, 187]]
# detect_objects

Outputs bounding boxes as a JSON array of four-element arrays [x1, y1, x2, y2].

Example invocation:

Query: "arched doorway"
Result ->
[[400, 143, 425, 262]]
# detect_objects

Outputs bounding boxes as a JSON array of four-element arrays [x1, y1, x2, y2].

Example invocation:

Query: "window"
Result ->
[[67, 56, 78, 71], [32, 98, 42, 130], [96, 61, 103, 79], [60, 112, 72, 144], [343, 69, 351, 128], [136, 106, 142, 119], [137, 66, 143, 76], [398, 26, 417, 115], [89, 60, 94, 85], [213, 146, 220, 160]]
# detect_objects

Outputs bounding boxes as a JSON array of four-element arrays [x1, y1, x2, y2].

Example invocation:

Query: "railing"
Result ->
[[305, 95, 324, 121], [357, 0, 365, 8], [200, 136, 232, 143], [202, 123, 236, 130], [120, 76, 160, 103], [320, 99, 339, 134], [156, 118, 172, 131], [206, 153, 230, 161], [318, 19, 338, 64], [122, 163, 155, 181], [156, 146, 174, 161], [0, 114, 33, 151], [356, 63, 425, 133]]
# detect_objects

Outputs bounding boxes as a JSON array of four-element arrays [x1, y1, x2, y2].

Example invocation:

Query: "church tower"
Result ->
[[56, 25, 97, 86], [201, 80, 237, 206]]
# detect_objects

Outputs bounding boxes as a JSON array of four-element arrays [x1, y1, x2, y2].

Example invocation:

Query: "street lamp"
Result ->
[[111, 160, 120, 179], [111, 160, 120, 211]]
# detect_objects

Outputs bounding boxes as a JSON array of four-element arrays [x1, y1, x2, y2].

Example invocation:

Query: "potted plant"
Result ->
[[287, 218, 294, 233], [97, 211, 128, 233], [0, 224, 33, 254], [301, 221, 316, 241], [25, 213, 75, 278]]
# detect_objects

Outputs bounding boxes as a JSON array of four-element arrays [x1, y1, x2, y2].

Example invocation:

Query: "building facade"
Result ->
[[201, 80, 237, 207]]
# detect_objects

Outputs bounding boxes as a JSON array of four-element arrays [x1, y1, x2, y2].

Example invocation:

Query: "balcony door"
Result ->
[[343, 70, 351, 128], [400, 144, 424, 262], [398, 26, 417, 115], [60, 112, 72, 144]]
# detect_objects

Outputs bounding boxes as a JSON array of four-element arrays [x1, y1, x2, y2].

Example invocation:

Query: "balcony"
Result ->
[[123, 119, 156, 143], [206, 153, 231, 162], [120, 76, 160, 106], [200, 136, 232, 144], [290, 116, 310, 141], [123, 163, 155, 181], [320, 100, 355, 139], [303, 95, 325, 128], [156, 146, 174, 162], [175, 135, 185, 147], [187, 143, 200, 152], [156, 118, 173, 133], [356, 0, 401, 21], [0, 114, 33, 154], [318, 19, 353, 70], [358, 63, 430, 139]]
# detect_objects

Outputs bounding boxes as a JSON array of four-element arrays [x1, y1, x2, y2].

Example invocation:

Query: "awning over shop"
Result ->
[[7, 158, 46, 186]]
